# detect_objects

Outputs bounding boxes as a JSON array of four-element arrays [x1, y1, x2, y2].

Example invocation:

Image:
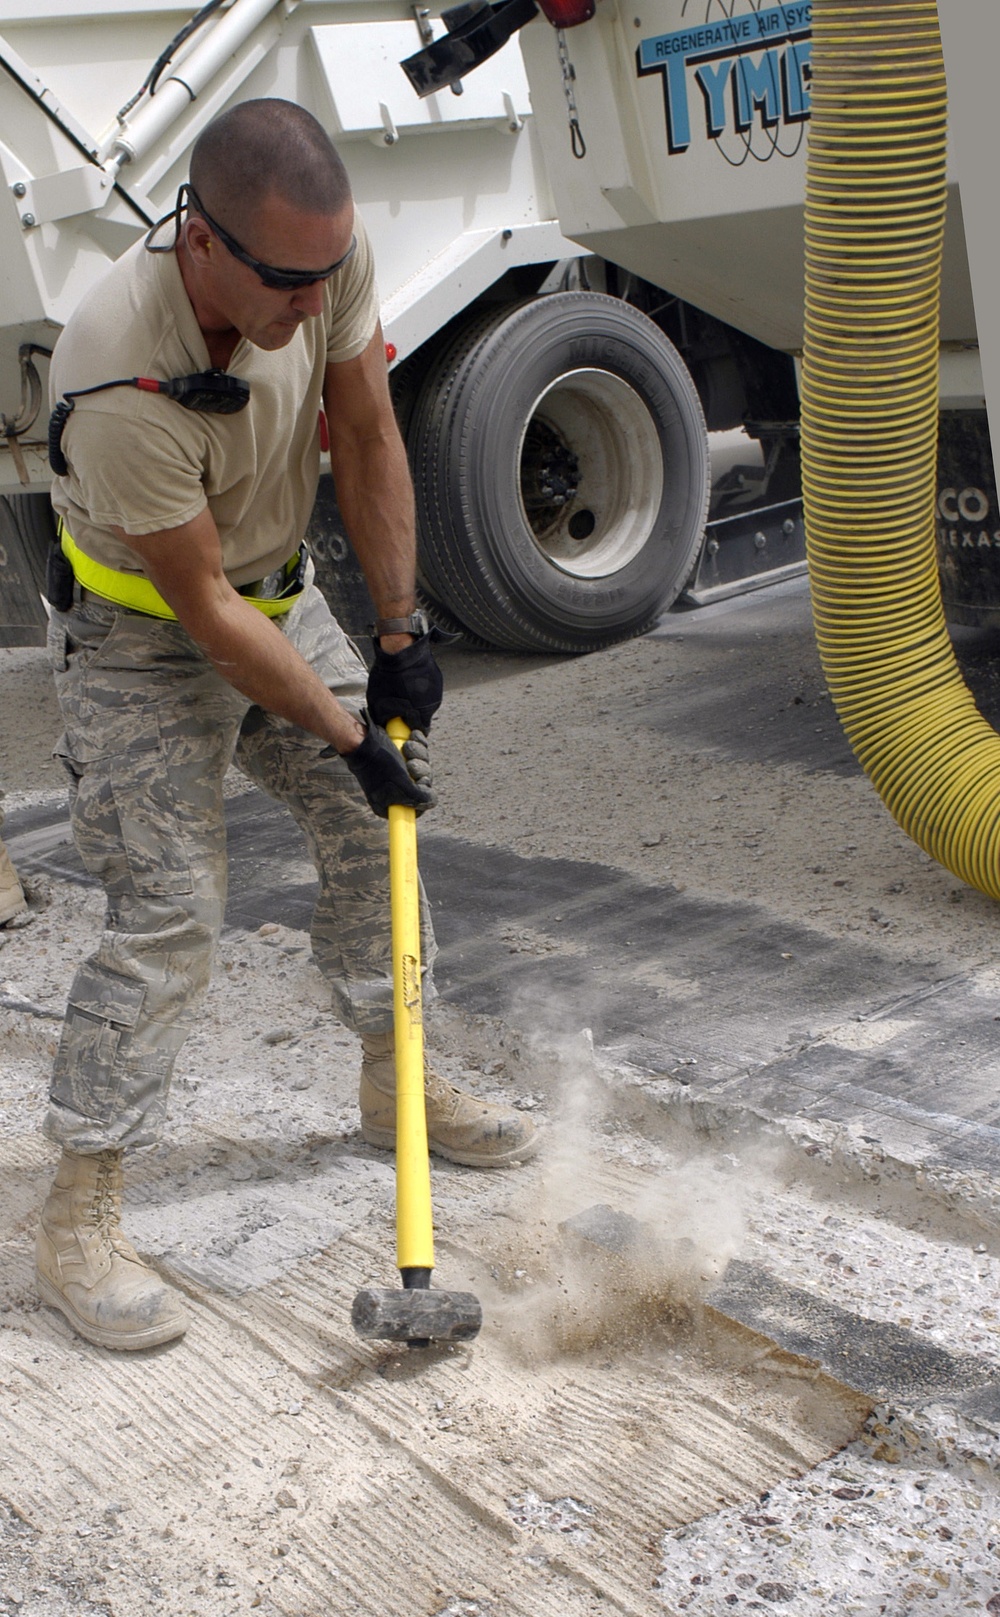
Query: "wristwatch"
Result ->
[[369, 610, 429, 638]]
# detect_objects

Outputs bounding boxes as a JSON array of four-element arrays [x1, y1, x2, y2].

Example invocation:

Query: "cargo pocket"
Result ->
[[110, 716, 195, 897], [51, 960, 146, 1126]]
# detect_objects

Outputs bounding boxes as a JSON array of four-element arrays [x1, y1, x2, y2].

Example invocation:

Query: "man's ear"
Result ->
[[181, 215, 214, 269]]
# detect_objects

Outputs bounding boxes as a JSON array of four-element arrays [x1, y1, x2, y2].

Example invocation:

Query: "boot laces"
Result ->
[[89, 1152, 135, 1258]]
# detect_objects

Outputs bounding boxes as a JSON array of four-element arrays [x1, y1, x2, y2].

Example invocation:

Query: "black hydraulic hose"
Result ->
[[116, 0, 229, 121]]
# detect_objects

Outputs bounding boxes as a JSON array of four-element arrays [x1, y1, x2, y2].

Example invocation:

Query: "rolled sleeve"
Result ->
[[325, 215, 381, 365]]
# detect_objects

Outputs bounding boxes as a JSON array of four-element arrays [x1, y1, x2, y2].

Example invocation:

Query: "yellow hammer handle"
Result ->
[[386, 717, 434, 1275]]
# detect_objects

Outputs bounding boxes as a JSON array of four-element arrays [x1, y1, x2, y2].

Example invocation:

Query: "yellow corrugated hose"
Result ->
[[801, 0, 1000, 898]]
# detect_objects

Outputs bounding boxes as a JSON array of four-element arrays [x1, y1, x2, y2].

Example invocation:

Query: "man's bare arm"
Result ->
[[114, 507, 365, 753], [323, 323, 417, 654]]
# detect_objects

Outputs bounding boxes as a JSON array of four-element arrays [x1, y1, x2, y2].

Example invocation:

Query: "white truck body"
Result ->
[[1, 0, 996, 647], [0, 0, 577, 493], [518, 0, 981, 402]]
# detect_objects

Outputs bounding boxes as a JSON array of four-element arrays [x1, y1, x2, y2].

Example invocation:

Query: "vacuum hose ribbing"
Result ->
[[801, 0, 1000, 899]]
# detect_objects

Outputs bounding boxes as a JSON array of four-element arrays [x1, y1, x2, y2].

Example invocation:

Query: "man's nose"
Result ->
[[291, 281, 326, 318]]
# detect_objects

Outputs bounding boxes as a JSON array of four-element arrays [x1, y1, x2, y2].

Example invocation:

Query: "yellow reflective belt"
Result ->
[[58, 521, 303, 620]]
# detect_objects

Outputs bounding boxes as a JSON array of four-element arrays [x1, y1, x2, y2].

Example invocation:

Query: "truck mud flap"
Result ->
[[0, 494, 49, 648], [935, 409, 1000, 627], [306, 473, 375, 641], [680, 498, 807, 608]]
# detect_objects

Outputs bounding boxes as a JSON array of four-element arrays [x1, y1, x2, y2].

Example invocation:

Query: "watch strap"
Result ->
[[369, 611, 428, 638]]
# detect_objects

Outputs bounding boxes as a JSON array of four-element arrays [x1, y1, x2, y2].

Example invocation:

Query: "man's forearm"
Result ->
[[115, 512, 365, 753], [186, 590, 365, 753]]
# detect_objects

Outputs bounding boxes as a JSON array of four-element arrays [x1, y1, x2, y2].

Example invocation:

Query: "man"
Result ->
[[39, 98, 536, 1354]]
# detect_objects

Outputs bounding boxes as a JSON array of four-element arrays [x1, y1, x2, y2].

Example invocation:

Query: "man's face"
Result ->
[[183, 191, 354, 351]]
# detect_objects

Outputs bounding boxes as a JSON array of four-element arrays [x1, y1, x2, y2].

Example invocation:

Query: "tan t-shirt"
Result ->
[[50, 214, 380, 588]]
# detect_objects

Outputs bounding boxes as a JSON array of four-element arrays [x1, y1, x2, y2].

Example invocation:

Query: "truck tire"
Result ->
[[407, 291, 710, 652]]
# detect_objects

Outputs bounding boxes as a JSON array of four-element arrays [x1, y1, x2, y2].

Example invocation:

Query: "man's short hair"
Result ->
[[190, 99, 351, 233]]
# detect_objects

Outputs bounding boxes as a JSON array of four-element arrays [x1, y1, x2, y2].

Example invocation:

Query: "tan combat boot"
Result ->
[[36, 1149, 189, 1350], [0, 836, 27, 926], [359, 1032, 539, 1168]]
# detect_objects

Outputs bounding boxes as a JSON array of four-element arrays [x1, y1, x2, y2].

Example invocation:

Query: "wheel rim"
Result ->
[[518, 368, 664, 579]]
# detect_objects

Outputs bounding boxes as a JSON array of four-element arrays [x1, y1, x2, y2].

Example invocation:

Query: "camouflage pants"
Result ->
[[45, 578, 437, 1153]]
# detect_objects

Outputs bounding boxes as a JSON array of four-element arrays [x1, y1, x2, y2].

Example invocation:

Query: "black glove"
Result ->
[[366, 632, 443, 731], [336, 713, 435, 819]]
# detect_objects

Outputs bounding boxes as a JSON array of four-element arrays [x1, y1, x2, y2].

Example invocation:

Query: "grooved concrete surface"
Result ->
[[2, 578, 1000, 1614]]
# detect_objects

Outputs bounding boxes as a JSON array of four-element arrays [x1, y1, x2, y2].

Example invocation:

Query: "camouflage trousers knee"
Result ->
[[45, 578, 436, 1153]]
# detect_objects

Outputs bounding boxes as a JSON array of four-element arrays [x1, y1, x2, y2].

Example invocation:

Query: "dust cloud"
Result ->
[[473, 1011, 786, 1365]]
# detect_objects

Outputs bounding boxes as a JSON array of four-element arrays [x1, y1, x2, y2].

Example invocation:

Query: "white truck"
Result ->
[[0, 0, 992, 651]]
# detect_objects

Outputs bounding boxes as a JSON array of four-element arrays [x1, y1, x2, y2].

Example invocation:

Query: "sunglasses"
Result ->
[[149, 183, 357, 291]]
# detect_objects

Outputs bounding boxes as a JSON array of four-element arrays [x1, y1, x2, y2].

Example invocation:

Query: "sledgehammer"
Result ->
[[351, 719, 482, 1348]]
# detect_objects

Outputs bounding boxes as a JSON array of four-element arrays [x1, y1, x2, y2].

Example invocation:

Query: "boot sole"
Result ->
[[36, 1273, 189, 1351], [360, 1121, 541, 1168]]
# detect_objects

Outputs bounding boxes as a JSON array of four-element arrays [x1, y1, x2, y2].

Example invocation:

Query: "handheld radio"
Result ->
[[48, 369, 250, 475]]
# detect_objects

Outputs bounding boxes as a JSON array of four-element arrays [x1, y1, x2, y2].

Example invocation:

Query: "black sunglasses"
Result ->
[[148, 182, 357, 291]]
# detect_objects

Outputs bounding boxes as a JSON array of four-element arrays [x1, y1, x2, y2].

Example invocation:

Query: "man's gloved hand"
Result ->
[[335, 713, 435, 819], [366, 632, 443, 731]]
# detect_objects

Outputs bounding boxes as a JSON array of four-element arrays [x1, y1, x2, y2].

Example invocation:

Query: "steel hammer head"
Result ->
[[351, 1286, 483, 1344]]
